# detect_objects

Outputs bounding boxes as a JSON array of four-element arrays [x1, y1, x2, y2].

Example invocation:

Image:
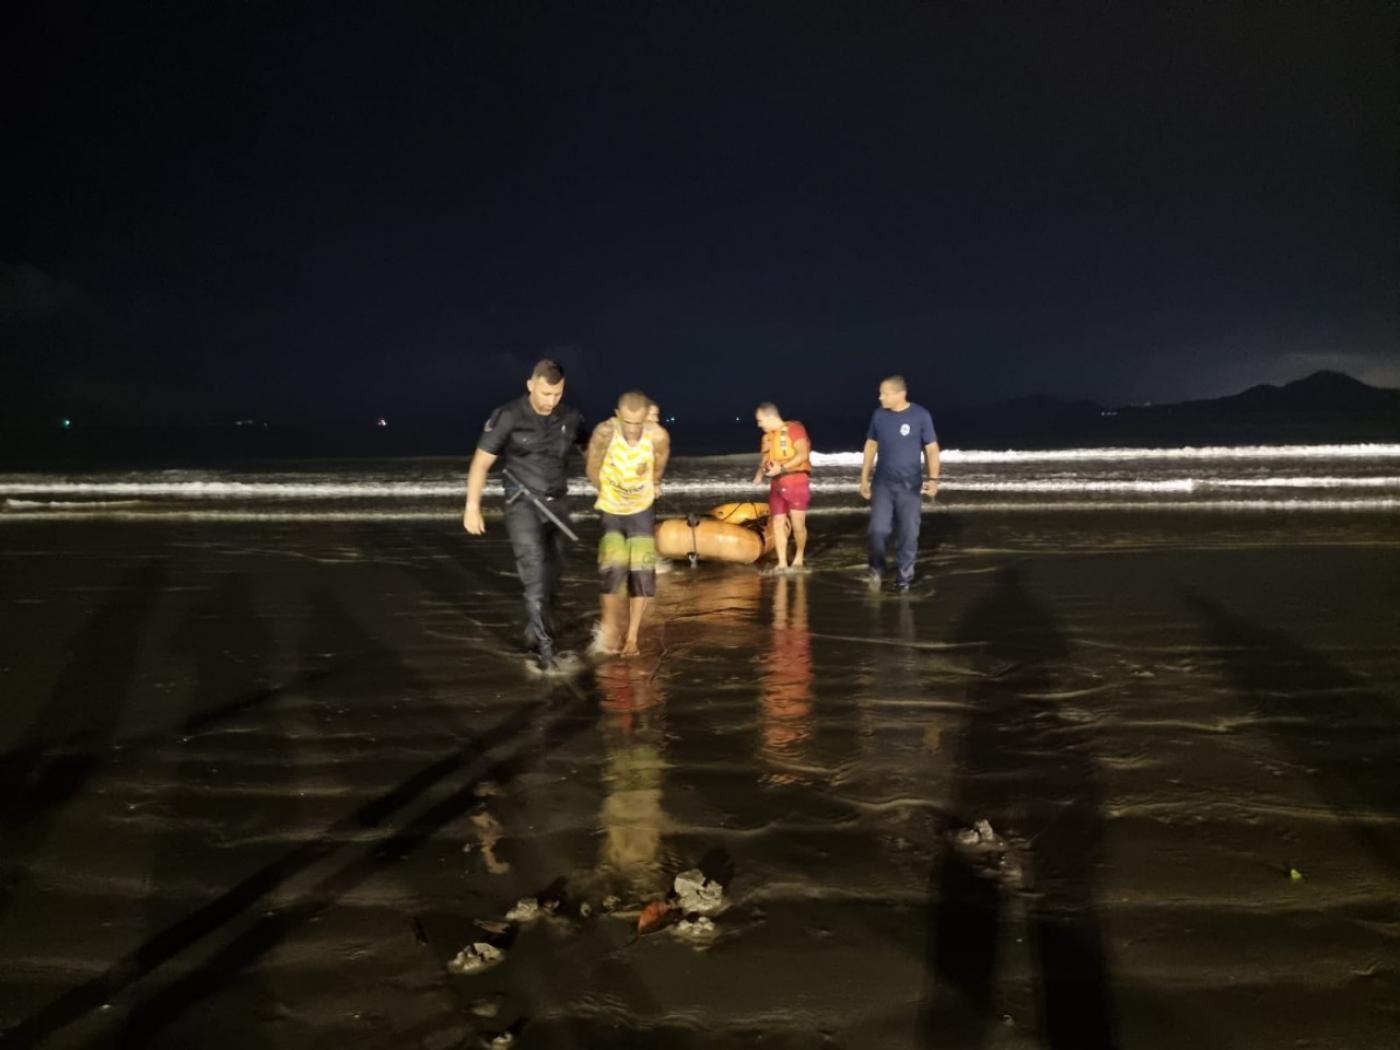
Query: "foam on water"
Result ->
[[3, 498, 1397, 522], [2, 443, 1397, 519], [811, 443, 1400, 465], [3, 475, 1398, 501]]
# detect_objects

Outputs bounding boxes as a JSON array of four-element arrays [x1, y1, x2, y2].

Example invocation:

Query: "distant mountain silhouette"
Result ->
[[930, 371, 1400, 449], [1186, 370, 1400, 414]]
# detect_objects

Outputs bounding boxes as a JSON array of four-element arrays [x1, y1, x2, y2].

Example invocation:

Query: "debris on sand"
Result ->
[[471, 996, 503, 1018], [948, 819, 1022, 887], [447, 942, 505, 976], [974, 819, 1005, 849], [674, 915, 717, 941], [951, 819, 1005, 855], [637, 899, 675, 935], [505, 898, 542, 923], [602, 895, 622, 913], [506, 891, 565, 923], [674, 868, 726, 915]]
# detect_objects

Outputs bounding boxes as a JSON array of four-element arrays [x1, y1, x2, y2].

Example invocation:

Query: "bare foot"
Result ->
[[620, 640, 642, 657]]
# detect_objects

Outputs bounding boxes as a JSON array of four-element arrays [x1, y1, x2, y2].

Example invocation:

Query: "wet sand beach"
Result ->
[[2, 506, 1398, 1048]]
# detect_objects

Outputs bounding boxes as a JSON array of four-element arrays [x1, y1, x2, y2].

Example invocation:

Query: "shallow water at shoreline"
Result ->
[[1, 507, 1398, 1048], [4, 443, 1400, 521]]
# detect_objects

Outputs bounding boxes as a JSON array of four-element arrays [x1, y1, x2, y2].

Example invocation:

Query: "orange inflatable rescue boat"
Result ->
[[655, 502, 772, 565], [706, 501, 768, 525]]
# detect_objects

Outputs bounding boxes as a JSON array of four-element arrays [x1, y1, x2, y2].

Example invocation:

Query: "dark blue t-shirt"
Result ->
[[868, 404, 938, 486]]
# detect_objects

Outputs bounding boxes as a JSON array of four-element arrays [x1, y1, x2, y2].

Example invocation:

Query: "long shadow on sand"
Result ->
[[2, 586, 601, 1049], [0, 559, 167, 919], [1183, 592, 1400, 875], [922, 566, 1117, 1049], [120, 572, 281, 1046]]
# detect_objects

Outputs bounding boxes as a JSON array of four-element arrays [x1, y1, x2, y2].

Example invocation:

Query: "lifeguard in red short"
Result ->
[[752, 402, 812, 571]]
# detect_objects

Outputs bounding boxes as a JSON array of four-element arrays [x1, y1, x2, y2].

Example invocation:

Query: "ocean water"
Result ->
[[2, 443, 1399, 521]]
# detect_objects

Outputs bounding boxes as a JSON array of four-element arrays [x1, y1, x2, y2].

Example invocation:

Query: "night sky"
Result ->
[[8, 1, 1398, 428]]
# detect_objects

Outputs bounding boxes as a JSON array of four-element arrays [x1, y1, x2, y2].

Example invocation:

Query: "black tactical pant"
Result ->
[[504, 495, 571, 648]]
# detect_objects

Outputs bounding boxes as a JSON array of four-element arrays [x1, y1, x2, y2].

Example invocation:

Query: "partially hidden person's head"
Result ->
[[754, 401, 783, 433], [645, 400, 660, 424], [615, 390, 651, 442], [526, 359, 566, 414], [878, 375, 909, 411]]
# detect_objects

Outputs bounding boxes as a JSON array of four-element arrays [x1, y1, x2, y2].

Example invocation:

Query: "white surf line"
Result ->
[[0, 509, 457, 522], [0, 481, 467, 498], [1213, 476, 1400, 488], [2, 479, 757, 498], [814, 443, 1400, 465], [4, 498, 1399, 522], [4, 443, 1399, 496], [2, 498, 150, 508], [804, 498, 1400, 514], [6, 475, 1400, 503]]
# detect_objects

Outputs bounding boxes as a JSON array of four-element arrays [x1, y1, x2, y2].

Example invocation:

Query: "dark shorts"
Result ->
[[768, 473, 811, 516], [599, 507, 657, 597]]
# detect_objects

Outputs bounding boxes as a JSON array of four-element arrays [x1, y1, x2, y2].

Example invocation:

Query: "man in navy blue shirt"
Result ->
[[859, 375, 941, 591]]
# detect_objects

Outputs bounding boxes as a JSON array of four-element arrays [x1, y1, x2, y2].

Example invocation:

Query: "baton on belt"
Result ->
[[501, 468, 581, 543]]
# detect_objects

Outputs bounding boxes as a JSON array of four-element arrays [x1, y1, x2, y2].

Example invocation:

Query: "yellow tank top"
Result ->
[[596, 426, 656, 514]]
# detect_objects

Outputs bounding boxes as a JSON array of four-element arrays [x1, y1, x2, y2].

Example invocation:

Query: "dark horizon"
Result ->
[[8, 3, 1398, 430], [5, 367, 1397, 469], [8, 364, 1396, 426]]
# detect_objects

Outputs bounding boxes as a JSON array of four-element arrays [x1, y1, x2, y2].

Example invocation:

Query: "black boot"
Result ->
[[525, 600, 557, 670]]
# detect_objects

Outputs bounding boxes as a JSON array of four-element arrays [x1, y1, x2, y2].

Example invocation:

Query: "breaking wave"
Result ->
[[812, 443, 1400, 466], [3, 444, 1397, 520]]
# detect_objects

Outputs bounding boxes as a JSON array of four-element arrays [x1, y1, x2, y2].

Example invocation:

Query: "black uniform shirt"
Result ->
[[476, 396, 585, 498]]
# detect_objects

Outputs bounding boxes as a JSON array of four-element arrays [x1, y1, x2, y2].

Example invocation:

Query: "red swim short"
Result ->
[[768, 473, 811, 516]]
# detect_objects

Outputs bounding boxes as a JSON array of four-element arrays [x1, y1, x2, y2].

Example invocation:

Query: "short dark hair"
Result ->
[[881, 374, 907, 392], [755, 401, 780, 417], [531, 358, 565, 383]]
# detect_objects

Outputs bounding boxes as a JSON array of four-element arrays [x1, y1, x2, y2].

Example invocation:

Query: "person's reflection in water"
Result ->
[[923, 566, 1117, 1049], [758, 574, 814, 785], [595, 658, 670, 900]]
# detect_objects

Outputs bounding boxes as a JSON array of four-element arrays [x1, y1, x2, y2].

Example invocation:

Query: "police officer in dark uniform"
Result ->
[[463, 358, 586, 667]]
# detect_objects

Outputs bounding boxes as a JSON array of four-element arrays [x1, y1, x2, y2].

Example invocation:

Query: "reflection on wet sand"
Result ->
[[656, 564, 764, 638], [758, 574, 814, 784], [596, 658, 670, 899]]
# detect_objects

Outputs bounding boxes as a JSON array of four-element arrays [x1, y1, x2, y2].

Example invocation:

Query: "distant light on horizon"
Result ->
[[376, 417, 388, 428], [60, 417, 72, 430]]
